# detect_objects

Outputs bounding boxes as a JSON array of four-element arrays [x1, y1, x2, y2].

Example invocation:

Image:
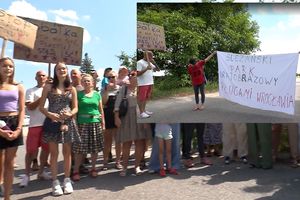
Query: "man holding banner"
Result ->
[[187, 51, 217, 111], [137, 51, 159, 118]]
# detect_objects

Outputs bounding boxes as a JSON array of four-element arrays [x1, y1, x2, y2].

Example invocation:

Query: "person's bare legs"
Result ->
[[103, 129, 113, 166], [158, 138, 164, 170], [165, 139, 172, 169], [48, 142, 59, 180], [112, 128, 122, 167], [134, 139, 145, 169], [38, 149, 49, 176], [120, 141, 132, 175], [62, 143, 72, 178], [0, 150, 4, 186], [3, 147, 18, 200]]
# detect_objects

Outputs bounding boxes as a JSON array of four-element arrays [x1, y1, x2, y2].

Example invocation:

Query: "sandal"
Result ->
[[120, 169, 127, 177], [200, 157, 213, 165], [72, 172, 80, 182], [90, 169, 98, 178], [115, 161, 123, 170], [102, 164, 108, 171], [184, 159, 194, 168]]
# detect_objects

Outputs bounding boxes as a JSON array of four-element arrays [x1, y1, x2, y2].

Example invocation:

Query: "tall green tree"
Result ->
[[80, 53, 100, 91], [137, 3, 260, 89], [80, 53, 95, 74], [116, 51, 137, 71]]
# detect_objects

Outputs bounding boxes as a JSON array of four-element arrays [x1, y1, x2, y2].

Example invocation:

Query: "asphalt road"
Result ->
[[8, 134, 300, 200], [138, 80, 300, 123]]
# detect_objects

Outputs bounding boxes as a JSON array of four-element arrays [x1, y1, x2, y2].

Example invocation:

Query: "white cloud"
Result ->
[[54, 16, 78, 26], [7, 0, 47, 20], [83, 29, 91, 44], [49, 9, 79, 21]]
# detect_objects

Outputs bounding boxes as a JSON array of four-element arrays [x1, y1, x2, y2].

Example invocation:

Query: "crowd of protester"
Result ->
[[0, 57, 300, 199]]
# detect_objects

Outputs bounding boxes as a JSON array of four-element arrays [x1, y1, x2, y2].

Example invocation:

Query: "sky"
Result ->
[[1, 0, 136, 90], [1, 1, 300, 90]]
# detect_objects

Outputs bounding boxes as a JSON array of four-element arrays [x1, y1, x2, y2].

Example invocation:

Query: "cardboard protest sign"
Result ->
[[0, 9, 37, 49], [217, 51, 299, 115], [137, 21, 166, 51], [13, 17, 83, 66]]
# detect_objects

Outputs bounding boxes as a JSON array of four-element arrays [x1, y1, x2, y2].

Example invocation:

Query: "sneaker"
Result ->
[[140, 112, 150, 118], [52, 180, 63, 196], [159, 168, 166, 177], [37, 171, 51, 180], [145, 110, 153, 115], [19, 174, 30, 188], [135, 166, 142, 175], [240, 156, 248, 164], [224, 156, 230, 165], [63, 178, 73, 194]]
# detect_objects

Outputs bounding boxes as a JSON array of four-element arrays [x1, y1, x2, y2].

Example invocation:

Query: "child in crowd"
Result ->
[[155, 123, 178, 177]]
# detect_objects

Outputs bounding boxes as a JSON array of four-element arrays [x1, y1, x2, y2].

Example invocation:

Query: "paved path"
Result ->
[[138, 80, 300, 123], [9, 140, 300, 200]]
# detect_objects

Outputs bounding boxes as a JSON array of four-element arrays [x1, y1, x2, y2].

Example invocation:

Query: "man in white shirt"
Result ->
[[20, 71, 51, 187], [70, 69, 84, 91], [137, 51, 159, 118]]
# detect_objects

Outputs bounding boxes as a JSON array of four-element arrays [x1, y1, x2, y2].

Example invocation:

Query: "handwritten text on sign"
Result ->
[[217, 51, 299, 115], [0, 9, 37, 49], [137, 21, 166, 51], [13, 17, 83, 66]]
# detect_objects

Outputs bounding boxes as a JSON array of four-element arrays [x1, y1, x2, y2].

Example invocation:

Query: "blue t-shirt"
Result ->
[[101, 77, 109, 91]]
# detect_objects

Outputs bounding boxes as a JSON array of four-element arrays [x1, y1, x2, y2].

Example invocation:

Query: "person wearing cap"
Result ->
[[101, 67, 112, 93], [137, 51, 159, 118]]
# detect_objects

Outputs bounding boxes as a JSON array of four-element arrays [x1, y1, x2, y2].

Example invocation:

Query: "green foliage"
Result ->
[[80, 53, 100, 91], [137, 3, 260, 89], [152, 80, 219, 100], [80, 53, 95, 74], [116, 51, 137, 71]]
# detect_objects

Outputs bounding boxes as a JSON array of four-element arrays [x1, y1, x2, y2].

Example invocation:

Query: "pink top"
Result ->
[[0, 90, 19, 112]]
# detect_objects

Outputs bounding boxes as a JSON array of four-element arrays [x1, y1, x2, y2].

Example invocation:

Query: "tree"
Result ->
[[80, 53, 95, 74], [116, 51, 137, 71], [137, 3, 260, 89], [80, 53, 100, 91]]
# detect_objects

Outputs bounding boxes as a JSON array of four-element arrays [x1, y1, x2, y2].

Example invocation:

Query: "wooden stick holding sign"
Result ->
[[1, 39, 7, 58]]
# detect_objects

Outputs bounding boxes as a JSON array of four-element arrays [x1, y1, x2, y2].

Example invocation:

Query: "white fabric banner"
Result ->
[[217, 51, 299, 115]]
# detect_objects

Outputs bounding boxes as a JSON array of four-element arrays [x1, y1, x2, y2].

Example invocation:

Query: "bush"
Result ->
[[155, 75, 191, 91]]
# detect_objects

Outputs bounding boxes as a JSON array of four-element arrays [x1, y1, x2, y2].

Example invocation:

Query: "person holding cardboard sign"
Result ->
[[137, 51, 159, 118], [187, 51, 217, 111]]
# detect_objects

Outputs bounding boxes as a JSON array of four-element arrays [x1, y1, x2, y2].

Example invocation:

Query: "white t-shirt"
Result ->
[[25, 86, 48, 127], [137, 59, 155, 86]]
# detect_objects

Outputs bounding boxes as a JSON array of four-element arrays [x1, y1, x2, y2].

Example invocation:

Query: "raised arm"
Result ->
[[204, 51, 217, 63]]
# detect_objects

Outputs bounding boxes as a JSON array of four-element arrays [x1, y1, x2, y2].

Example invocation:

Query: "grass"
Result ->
[[151, 81, 219, 100]]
